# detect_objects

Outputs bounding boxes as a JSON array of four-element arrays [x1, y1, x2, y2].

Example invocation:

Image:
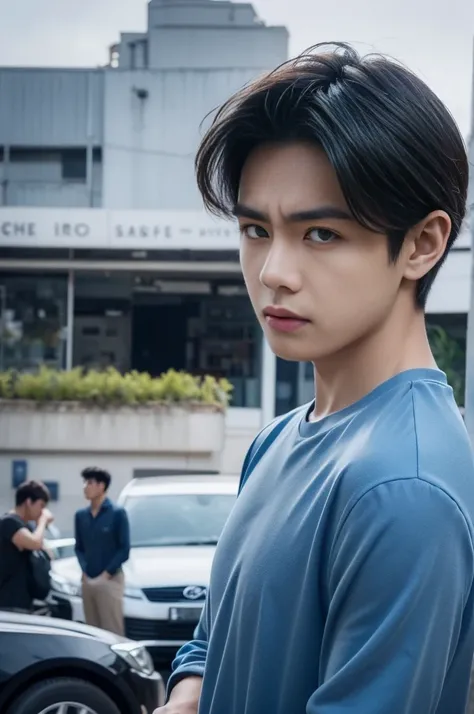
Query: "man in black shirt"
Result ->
[[0, 481, 53, 611]]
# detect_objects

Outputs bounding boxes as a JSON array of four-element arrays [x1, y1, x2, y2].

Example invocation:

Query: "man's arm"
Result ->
[[308, 478, 474, 714], [10, 510, 52, 551], [103, 508, 131, 576], [156, 604, 209, 712], [74, 511, 88, 574]]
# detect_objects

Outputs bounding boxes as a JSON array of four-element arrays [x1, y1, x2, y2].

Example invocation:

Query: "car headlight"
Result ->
[[50, 573, 82, 598], [111, 642, 154, 676], [124, 586, 144, 600]]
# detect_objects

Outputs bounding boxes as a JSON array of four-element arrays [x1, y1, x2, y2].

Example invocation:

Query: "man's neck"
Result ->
[[311, 298, 436, 420], [13, 506, 27, 522], [90, 495, 107, 516]]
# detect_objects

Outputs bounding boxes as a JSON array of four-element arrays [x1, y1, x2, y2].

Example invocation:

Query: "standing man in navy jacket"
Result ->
[[75, 466, 130, 635]]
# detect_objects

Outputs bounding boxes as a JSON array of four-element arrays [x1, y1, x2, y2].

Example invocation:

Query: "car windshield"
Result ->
[[124, 493, 236, 547]]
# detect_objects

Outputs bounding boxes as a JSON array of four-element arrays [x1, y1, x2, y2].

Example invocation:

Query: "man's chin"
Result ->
[[267, 336, 317, 363]]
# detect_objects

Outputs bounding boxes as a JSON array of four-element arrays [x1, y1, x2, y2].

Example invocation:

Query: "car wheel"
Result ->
[[7, 677, 121, 714]]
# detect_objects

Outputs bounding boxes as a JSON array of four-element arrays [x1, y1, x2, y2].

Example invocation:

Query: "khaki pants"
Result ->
[[82, 571, 125, 636]]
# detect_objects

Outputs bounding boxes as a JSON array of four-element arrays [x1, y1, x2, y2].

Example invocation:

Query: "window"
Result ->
[[0, 273, 68, 372], [124, 493, 236, 547], [61, 149, 86, 181]]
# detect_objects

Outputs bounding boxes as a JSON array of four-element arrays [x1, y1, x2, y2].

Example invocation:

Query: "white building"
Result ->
[[0, 0, 289, 477], [0, 0, 471, 480]]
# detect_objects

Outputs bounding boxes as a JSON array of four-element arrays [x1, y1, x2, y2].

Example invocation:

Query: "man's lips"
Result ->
[[263, 307, 310, 333]]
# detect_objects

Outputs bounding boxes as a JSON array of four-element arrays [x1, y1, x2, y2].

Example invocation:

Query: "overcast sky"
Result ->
[[0, 0, 472, 135]]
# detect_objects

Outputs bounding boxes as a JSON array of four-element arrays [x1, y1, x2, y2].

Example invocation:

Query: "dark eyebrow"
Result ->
[[233, 203, 352, 222], [288, 207, 352, 222], [233, 204, 269, 221]]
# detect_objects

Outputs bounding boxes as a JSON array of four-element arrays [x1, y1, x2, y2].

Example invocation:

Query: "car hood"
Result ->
[[52, 545, 216, 588], [0, 611, 125, 644]]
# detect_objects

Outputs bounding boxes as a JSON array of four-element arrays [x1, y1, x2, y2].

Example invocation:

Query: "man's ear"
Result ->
[[402, 210, 452, 282]]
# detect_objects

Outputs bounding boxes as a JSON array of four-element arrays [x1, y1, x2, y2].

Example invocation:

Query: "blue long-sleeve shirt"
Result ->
[[169, 368, 474, 714], [74, 498, 130, 578]]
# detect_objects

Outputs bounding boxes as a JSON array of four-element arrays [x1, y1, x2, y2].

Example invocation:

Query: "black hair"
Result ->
[[16, 480, 50, 507], [195, 42, 469, 307], [81, 466, 111, 492]]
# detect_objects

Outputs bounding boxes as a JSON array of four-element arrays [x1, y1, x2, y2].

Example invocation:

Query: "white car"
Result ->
[[48, 474, 238, 662]]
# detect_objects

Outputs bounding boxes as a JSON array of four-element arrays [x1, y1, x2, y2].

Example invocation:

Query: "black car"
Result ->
[[0, 610, 165, 714]]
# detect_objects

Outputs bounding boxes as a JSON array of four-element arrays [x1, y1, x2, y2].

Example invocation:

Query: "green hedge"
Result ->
[[0, 367, 233, 409]]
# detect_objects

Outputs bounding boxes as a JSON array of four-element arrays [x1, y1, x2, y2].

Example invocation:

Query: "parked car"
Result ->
[[0, 609, 164, 714], [47, 536, 76, 560], [49, 474, 239, 662]]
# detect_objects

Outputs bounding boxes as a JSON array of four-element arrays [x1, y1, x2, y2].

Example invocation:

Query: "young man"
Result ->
[[75, 466, 130, 635], [0, 480, 53, 612], [156, 43, 474, 714]]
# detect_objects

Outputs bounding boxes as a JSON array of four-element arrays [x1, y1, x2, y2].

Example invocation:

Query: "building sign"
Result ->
[[0, 208, 240, 250]]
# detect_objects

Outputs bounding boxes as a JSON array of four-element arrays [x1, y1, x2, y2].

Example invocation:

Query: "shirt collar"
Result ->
[[89, 497, 112, 515]]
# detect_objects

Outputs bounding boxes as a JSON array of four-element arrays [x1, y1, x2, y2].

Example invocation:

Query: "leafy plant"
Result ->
[[428, 325, 465, 405], [0, 367, 233, 409]]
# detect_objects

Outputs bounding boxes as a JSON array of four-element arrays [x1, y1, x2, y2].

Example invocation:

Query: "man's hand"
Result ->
[[153, 676, 202, 714], [40, 508, 54, 526], [153, 704, 198, 714], [100, 571, 112, 581]]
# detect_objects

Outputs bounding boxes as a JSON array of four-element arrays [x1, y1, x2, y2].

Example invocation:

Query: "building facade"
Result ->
[[0, 0, 472, 476]]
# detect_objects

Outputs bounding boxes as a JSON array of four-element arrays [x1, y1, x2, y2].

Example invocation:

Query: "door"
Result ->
[[131, 303, 188, 376]]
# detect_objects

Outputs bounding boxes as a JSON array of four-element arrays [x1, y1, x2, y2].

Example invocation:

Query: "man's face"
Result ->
[[238, 142, 410, 364], [26, 498, 46, 523], [83, 478, 104, 502]]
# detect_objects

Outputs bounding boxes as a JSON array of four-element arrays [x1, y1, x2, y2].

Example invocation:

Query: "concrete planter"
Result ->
[[0, 400, 225, 457]]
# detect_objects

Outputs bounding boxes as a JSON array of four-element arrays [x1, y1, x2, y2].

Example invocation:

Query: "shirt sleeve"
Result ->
[[166, 600, 210, 700], [74, 511, 87, 573], [307, 478, 474, 714], [2, 515, 24, 541], [104, 508, 131, 576]]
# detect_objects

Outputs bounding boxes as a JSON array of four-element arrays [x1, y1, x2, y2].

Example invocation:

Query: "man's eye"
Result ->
[[242, 225, 269, 239], [306, 228, 338, 244]]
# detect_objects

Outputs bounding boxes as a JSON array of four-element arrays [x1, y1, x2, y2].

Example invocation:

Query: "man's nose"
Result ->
[[259, 240, 303, 294]]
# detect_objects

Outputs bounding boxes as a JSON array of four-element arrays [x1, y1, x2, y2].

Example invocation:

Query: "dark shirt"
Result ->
[[0, 513, 32, 611], [74, 498, 130, 578]]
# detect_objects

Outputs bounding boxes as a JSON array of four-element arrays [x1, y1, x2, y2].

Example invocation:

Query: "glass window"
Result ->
[[61, 149, 87, 181], [0, 273, 68, 372], [275, 359, 314, 416], [124, 493, 237, 547], [195, 294, 262, 408]]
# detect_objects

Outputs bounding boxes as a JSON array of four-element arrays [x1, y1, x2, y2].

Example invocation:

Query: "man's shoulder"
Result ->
[[337, 384, 474, 521], [75, 506, 90, 520], [0, 513, 24, 528], [0, 513, 25, 540], [106, 501, 127, 521], [111, 503, 127, 516]]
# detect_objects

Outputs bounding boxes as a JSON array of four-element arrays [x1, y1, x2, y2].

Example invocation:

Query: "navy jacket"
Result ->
[[74, 498, 130, 578]]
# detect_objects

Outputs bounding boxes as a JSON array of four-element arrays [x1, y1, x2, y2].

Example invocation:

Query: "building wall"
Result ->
[[148, 0, 260, 29], [148, 26, 287, 70], [0, 152, 103, 207], [0, 69, 104, 146], [146, 0, 288, 70], [426, 247, 472, 314], [0, 68, 104, 207], [102, 68, 273, 209]]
